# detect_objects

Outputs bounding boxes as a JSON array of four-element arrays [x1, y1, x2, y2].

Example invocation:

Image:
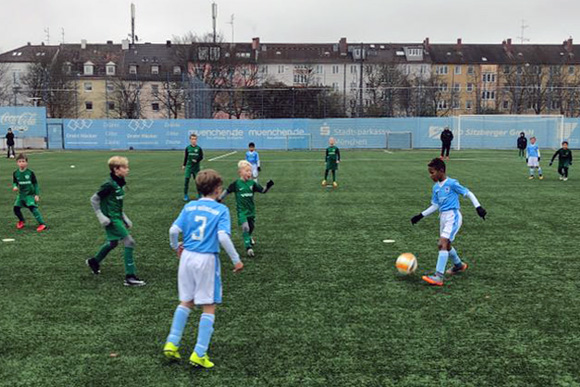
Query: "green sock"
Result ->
[[124, 247, 136, 276], [31, 208, 45, 224], [95, 242, 116, 263], [242, 231, 252, 249], [184, 177, 190, 195]]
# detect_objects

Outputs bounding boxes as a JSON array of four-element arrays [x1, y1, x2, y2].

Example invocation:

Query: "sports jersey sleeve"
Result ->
[[325, 148, 329, 162], [219, 181, 237, 201], [245, 151, 251, 161], [253, 181, 265, 193], [551, 149, 561, 163], [452, 180, 469, 196], [30, 171, 39, 195], [198, 148, 203, 162], [96, 182, 113, 198], [256, 152, 260, 167], [183, 147, 189, 166], [172, 207, 187, 231], [431, 186, 438, 205], [336, 148, 341, 161], [218, 208, 232, 235]]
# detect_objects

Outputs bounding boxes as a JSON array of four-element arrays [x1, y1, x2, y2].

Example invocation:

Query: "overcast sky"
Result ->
[[1, 0, 579, 51]]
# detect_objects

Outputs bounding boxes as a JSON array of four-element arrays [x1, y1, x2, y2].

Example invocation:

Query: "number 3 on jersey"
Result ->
[[190, 216, 207, 241]]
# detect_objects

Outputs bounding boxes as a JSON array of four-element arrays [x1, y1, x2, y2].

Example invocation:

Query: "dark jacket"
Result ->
[[440, 129, 453, 145], [6, 132, 14, 146], [517, 136, 527, 149]]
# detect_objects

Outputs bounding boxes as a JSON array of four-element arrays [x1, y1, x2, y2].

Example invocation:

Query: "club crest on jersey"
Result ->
[[25, 175, 30, 179], [444, 186, 451, 193]]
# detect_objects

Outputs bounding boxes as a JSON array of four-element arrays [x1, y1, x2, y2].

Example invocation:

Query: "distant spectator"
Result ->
[[6, 128, 15, 158], [517, 132, 527, 159], [440, 127, 453, 160]]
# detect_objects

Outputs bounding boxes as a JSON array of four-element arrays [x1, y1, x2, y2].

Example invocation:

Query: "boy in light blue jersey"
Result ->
[[245, 142, 260, 182], [164, 169, 244, 369], [526, 136, 543, 180], [411, 158, 487, 286]]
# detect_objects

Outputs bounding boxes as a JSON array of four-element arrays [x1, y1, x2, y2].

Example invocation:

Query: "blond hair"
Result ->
[[108, 156, 129, 171], [237, 160, 251, 169], [196, 169, 223, 196]]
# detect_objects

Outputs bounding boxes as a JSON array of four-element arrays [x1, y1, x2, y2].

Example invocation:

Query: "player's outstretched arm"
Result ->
[[263, 180, 274, 193], [218, 231, 243, 272], [465, 191, 486, 220], [549, 150, 560, 166], [411, 203, 439, 225], [90, 193, 111, 226]]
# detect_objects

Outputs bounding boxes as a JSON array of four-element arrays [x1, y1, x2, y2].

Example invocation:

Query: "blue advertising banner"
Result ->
[[0, 107, 47, 138], [53, 116, 580, 150]]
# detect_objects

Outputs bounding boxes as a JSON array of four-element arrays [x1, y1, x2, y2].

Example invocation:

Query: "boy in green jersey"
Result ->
[[182, 134, 204, 201], [86, 156, 145, 287], [219, 160, 274, 257], [12, 153, 48, 232], [322, 137, 340, 188], [549, 141, 573, 181]]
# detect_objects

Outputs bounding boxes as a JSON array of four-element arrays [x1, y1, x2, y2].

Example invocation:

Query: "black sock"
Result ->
[[13, 206, 24, 222]]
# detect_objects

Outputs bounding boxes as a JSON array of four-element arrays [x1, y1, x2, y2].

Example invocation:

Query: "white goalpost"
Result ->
[[456, 114, 564, 150]]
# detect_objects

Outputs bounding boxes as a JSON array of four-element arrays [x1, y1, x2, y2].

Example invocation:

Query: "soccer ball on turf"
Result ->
[[396, 253, 417, 275]]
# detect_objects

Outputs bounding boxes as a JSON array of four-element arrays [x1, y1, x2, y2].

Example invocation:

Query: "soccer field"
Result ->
[[1, 149, 579, 386]]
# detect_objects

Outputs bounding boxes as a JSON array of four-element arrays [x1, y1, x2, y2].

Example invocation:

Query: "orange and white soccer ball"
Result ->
[[396, 253, 417, 274]]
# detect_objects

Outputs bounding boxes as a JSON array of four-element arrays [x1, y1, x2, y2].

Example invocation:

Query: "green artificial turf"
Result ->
[[0, 149, 579, 386]]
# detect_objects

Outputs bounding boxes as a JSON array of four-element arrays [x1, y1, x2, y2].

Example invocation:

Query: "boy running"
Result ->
[[182, 134, 204, 201], [549, 141, 573, 181], [86, 156, 145, 287], [164, 169, 244, 368], [219, 160, 274, 257], [245, 142, 260, 182], [411, 158, 487, 286], [322, 137, 340, 188], [12, 153, 48, 232]]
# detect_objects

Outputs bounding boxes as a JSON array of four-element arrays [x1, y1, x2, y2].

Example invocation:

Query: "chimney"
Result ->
[[107, 40, 113, 45], [456, 38, 462, 51], [423, 37, 430, 51], [81, 39, 87, 49], [339, 37, 347, 56], [122, 39, 129, 50], [166, 40, 172, 48], [503, 38, 512, 54], [252, 37, 260, 51], [566, 38, 573, 53]]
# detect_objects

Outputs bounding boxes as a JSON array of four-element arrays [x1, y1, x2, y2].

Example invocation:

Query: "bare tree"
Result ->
[[0, 63, 11, 105], [108, 77, 143, 119]]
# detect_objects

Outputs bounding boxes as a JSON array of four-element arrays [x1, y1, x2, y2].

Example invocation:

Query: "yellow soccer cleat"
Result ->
[[163, 342, 181, 361], [539, 175, 544, 180], [332, 182, 338, 188], [190, 352, 215, 369], [528, 176, 534, 180], [321, 180, 327, 186]]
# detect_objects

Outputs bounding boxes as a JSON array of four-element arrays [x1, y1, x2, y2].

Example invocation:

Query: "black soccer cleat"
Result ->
[[86, 258, 101, 275], [124, 275, 146, 287]]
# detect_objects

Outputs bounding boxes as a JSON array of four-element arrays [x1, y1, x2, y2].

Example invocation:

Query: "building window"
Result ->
[[106, 82, 114, 92], [63, 63, 72, 75], [85, 101, 93, 111], [466, 100, 473, 110], [481, 91, 495, 100], [151, 84, 159, 96], [403, 65, 410, 75], [350, 65, 357, 74], [454, 66, 462, 75], [173, 66, 182, 75], [503, 65, 510, 74], [129, 65, 137, 74], [198, 47, 209, 60], [552, 100, 561, 109], [209, 47, 221, 61], [503, 100, 509, 109], [316, 65, 323, 74], [277, 65, 285, 74], [151, 65, 160, 75], [152, 102, 160, 111], [332, 65, 339, 74], [467, 65, 474, 75], [106, 64, 116, 75], [482, 73, 496, 82], [437, 100, 448, 110], [438, 83, 448, 92], [107, 101, 115, 111], [436, 65, 448, 75], [83, 63, 94, 76], [452, 100, 460, 109], [517, 66, 523, 75], [260, 66, 268, 74], [420, 65, 428, 74], [453, 83, 461, 92], [332, 82, 339, 90], [568, 66, 575, 75], [466, 83, 474, 92], [84, 82, 92, 92]]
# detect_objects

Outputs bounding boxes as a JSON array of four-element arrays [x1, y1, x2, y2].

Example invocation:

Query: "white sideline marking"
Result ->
[[2, 238, 15, 242], [384, 150, 393, 154], [208, 151, 237, 161], [382, 239, 396, 243]]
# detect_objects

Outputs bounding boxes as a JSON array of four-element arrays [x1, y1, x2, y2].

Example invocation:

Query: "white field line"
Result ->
[[208, 151, 237, 161], [384, 150, 394, 154]]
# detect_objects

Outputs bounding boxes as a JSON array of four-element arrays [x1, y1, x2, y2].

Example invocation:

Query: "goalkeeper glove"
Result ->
[[526, 158, 528, 163], [266, 180, 274, 189], [411, 213, 424, 225], [258, 166, 261, 172], [549, 162, 553, 166], [476, 206, 487, 220], [538, 157, 541, 162]]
